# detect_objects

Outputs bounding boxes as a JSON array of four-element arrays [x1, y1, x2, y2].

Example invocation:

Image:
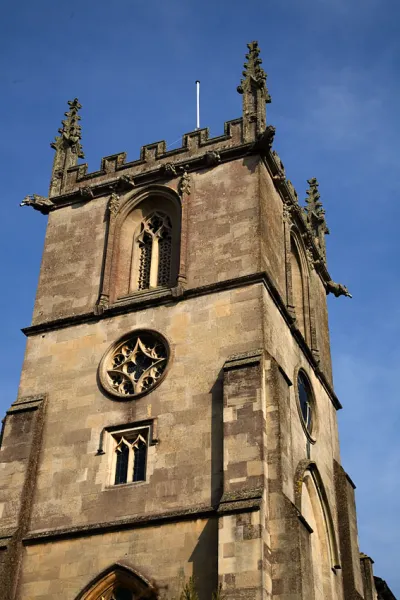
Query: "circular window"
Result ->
[[99, 330, 169, 399], [297, 370, 314, 434]]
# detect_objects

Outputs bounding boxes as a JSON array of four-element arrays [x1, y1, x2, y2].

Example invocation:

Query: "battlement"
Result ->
[[60, 117, 245, 200]]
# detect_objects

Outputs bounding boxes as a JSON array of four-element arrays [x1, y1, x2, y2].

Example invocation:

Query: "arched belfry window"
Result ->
[[108, 191, 181, 302], [290, 235, 310, 342], [136, 211, 173, 290]]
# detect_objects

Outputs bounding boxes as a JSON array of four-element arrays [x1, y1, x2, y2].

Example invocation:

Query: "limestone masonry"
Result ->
[[1, 41, 395, 600]]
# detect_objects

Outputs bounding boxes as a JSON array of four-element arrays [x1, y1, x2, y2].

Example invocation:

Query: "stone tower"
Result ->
[[0, 42, 391, 600]]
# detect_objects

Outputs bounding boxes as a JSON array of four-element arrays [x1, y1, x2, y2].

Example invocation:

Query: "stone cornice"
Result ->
[[44, 140, 251, 211], [22, 493, 262, 546], [22, 272, 342, 411]]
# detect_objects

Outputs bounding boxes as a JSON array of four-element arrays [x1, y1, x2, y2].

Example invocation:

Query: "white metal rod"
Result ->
[[196, 80, 200, 130]]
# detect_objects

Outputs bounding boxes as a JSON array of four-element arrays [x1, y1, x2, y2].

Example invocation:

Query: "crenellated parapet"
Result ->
[[46, 118, 245, 206]]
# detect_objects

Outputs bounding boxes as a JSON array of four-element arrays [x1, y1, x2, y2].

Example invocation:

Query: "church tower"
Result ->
[[0, 42, 386, 600]]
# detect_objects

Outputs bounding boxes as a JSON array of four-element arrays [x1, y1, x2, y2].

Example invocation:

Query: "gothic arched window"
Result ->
[[299, 468, 339, 600], [290, 237, 307, 339], [136, 211, 173, 290], [114, 432, 148, 485], [289, 234, 312, 345], [75, 564, 157, 600], [105, 191, 181, 303]]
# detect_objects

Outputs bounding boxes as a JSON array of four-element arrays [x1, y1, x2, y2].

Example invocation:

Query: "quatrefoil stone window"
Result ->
[[99, 330, 169, 399]]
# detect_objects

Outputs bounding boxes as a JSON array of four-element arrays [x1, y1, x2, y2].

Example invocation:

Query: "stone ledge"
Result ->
[[220, 487, 263, 503], [223, 350, 263, 371], [6, 394, 45, 415], [22, 499, 261, 546]]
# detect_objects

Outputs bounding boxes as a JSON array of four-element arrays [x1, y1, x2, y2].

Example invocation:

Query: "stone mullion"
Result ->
[[149, 235, 159, 288]]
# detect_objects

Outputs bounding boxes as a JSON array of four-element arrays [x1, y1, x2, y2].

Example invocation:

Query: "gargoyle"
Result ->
[[205, 151, 221, 167], [254, 125, 276, 152], [79, 186, 94, 200], [118, 173, 135, 189], [160, 163, 177, 177], [20, 194, 54, 214], [326, 280, 352, 298]]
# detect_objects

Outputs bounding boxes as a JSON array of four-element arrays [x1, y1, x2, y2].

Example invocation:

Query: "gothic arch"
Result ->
[[294, 460, 340, 600], [294, 460, 340, 570], [97, 185, 184, 310], [288, 229, 311, 343], [75, 562, 157, 600]]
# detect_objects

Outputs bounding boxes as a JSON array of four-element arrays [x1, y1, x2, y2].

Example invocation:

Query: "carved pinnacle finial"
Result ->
[[237, 41, 271, 142], [305, 178, 322, 215], [51, 98, 84, 159], [49, 98, 85, 198], [237, 42, 271, 101], [304, 177, 330, 262]]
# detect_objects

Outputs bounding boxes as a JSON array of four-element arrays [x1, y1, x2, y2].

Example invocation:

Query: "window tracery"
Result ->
[[136, 212, 172, 290], [114, 432, 148, 485], [99, 330, 169, 400]]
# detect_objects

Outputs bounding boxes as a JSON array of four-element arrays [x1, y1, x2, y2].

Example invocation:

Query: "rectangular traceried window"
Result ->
[[111, 427, 149, 485]]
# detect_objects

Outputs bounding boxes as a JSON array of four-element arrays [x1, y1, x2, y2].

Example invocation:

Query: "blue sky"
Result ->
[[1, 0, 399, 593]]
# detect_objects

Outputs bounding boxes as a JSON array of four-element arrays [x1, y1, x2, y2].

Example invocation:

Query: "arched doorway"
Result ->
[[75, 564, 158, 600]]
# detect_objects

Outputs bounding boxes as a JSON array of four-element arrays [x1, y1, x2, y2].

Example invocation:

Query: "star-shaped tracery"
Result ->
[[104, 332, 168, 398]]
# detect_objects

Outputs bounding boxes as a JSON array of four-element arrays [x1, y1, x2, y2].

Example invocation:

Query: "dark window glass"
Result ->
[[115, 443, 129, 485], [298, 371, 312, 431], [133, 440, 147, 482], [113, 587, 133, 600]]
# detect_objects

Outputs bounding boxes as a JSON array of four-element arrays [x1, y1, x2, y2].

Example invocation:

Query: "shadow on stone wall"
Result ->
[[189, 518, 218, 600], [210, 373, 223, 508]]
